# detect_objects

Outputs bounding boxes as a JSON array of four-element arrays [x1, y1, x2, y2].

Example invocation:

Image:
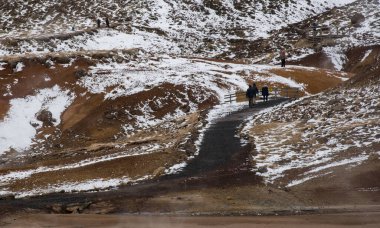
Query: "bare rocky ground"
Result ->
[[0, 0, 379, 226]]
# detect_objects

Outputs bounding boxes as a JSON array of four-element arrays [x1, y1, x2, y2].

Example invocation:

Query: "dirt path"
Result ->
[[3, 212, 380, 228]]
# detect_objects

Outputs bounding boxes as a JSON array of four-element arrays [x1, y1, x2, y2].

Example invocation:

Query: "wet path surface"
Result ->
[[1, 98, 289, 213], [169, 98, 289, 178]]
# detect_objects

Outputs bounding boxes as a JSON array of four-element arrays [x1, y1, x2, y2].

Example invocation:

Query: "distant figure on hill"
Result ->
[[280, 49, 286, 67], [106, 17, 110, 28], [262, 86, 269, 102], [97, 18, 101, 28]]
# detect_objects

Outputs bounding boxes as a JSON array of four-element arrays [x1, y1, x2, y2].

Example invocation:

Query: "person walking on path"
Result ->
[[246, 83, 259, 108], [262, 85, 269, 102], [252, 83, 259, 104], [97, 18, 101, 28], [246, 85, 255, 108], [280, 49, 286, 67], [105, 17, 110, 28]]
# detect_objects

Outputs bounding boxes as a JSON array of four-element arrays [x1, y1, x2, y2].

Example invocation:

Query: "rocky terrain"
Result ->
[[0, 0, 379, 220], [242, 47, 380, 188]]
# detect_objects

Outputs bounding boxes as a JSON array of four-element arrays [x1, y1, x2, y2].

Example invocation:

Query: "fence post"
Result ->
[[229, 94, 232, 104]]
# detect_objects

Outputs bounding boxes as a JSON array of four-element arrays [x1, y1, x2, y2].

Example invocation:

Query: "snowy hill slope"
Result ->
[[241, 46, 380, 187], [1, 0, 378, 199], [0, 55, 348, 198], [0, 0, 357, 57]]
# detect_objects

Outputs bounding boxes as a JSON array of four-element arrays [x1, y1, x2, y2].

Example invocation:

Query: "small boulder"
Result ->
[[74, 69, 88, 79], [153, 167, 166, 178], [180, 104, 191, 113], [50, 204, 63, 213], [83, 201, 115, 214], [36, 110, 55, 126], [332, 105, 345, 112], [65, 205, 81, 214], [351, 13, 365, 27], [65, 202, 91, 214], [54, 56, 71, 64], [257, 166, 268, 173]]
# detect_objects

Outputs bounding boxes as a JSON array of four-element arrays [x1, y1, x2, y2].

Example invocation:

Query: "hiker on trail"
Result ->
[[252, 83, 259, 103], [106, 17, 110, 28], [262, 85, 269, 102], [280, 49, 286, 67], [97, 18, 101, 28], [246, 85, 255, 108], [246, 83, 259, 108]]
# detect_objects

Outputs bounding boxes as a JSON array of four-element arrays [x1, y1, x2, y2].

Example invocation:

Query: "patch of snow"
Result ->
[[14, 62, 25, 72], [165, 162, 188, 175], [324, 46, 347, 71], [12, 175, 151, 198], [361, 49, 372, 62], [0, 85, 75, 155], [0, 143, 162, 184]]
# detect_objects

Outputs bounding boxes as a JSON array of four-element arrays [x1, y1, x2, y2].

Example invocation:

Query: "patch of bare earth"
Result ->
[[239, 66, 350, 97], [269, 67, 350, 94]]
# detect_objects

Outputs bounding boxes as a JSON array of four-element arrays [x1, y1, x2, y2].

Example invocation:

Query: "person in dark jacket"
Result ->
[[280, 49, 286, 67], [252, 83, 259, 104], [97, 18, 101, 28], [262, 85, 269, 102], [246, 85, 254, 108], [246, 83, 259, 107], [252, 83, 259, 96], [105, 17, 110, 28]]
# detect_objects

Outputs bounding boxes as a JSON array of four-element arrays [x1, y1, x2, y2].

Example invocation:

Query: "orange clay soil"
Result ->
[[269, 67, 351, 94]]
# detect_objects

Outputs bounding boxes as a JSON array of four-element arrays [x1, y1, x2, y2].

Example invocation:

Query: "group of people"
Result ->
[[246, 83, 269, 108], [97, 17, 110, 28]]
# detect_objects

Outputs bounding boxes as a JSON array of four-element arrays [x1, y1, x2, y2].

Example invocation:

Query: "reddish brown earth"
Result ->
[[0, 46, 378, 225]]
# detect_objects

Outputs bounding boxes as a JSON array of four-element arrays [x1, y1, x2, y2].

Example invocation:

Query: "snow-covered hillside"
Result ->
[[0, 54, 348, 198], [1, 0, 378, 200], [0, 0, 358, 57], [242, 72, 380, 187]]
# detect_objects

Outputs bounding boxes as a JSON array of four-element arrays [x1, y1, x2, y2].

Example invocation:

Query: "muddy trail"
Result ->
[[0, 98, 289, 215]]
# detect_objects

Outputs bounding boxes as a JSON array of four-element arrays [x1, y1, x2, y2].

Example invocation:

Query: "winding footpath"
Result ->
[[171, 97, 289, 178], [1, 98, 289, 214]]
